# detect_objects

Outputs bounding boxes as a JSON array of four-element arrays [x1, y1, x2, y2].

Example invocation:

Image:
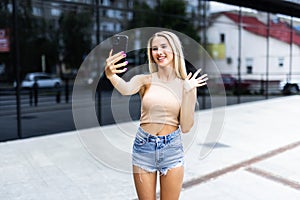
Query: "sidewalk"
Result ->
[[0, 96, 300, 200]]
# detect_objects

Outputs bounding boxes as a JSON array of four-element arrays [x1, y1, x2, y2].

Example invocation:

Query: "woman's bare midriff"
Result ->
[[140, 123, 178, 136]]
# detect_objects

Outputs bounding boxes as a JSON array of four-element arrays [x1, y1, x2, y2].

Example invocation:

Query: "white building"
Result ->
[[204, 11, 300, 84]]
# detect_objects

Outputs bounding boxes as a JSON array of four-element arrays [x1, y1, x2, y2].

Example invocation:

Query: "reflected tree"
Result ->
[[59, 10, 93, 71], [129, 0, 199, 41], [0, 1, 60, 80]]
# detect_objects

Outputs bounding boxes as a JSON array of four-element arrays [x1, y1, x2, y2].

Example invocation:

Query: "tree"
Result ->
[[129, 0, 199, 41], [129, 0, 156, 28], [0, 1, 61, 80], [157, 0, 199, 41], [59, 10, 93, 70], [0, 1, 11, 28], [20, 17, 60, 74]]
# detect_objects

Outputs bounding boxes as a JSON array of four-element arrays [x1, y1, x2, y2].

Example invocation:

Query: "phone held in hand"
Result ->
[[112, 35, 128, 65]]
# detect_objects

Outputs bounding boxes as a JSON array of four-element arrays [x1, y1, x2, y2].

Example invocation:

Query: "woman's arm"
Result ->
[[180, 69, 208, 133], [105, 50, 149, 95], [107, 74, 149, 96], [180, 88, 197, 133]]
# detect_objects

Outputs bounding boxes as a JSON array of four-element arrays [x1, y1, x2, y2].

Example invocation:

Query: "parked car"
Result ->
[[197, 74, 251, 95], [217, 74, 251, 94], [221, 74, 248, 90], [15, 72, 62, 89], [279, 79, 300, 95]]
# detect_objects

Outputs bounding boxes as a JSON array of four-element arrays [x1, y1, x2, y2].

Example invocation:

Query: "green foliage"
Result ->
[[20, 18, 60, 73], [129, 0, 156, 28], [0, 2, 93, 81], [59, 11, 93, 70], [0, 0, 199, 82], [159, 0, 199, 41], [129, 0, 199, 41], [0, 1, 61, 79], [0, 0, 11, 27]]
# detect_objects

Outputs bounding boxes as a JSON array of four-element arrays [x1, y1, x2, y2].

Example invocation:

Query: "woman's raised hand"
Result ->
[[184, 69, 208, 92], [105, 50, 128, 79]]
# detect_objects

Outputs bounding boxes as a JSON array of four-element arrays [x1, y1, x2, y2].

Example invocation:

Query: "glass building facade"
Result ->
[[1, 0, 300, 141]]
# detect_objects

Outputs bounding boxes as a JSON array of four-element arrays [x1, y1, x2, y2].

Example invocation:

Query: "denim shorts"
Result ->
[[132, 127, 184, 175]]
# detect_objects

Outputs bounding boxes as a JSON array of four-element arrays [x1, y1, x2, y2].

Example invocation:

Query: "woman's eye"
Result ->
[[161, 45, 167, 49], [152, 47, 158, 51]]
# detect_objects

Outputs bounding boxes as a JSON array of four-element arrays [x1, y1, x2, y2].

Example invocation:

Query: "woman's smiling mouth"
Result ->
[[157, 56, 166, 61]]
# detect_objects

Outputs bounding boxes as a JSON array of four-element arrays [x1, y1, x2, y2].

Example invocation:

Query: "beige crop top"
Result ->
[[107, 71, 197, 133], [140, 73, 183, 126]]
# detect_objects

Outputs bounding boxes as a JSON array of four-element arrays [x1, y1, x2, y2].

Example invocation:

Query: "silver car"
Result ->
[[17, 72, 62, 89], [279, 79, 300, 95]]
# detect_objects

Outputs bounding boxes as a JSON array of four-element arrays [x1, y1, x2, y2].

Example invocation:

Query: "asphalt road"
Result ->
[[0, 89, 283, 142]]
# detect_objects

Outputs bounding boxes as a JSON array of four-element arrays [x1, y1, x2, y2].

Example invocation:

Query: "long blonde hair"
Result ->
[[147, 31, 187, 79]]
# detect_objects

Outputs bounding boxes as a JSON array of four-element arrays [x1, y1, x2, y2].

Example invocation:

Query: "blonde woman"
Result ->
[[105, 31, 208, 200]]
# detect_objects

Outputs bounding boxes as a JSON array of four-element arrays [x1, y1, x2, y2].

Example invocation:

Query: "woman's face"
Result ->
[[151, 36, 174, 68]]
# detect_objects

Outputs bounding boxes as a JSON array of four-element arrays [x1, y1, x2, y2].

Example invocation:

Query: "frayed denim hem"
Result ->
[[132, 164, 157, 174], [133, 159, 184, 177], [159, 160, 184, 176]]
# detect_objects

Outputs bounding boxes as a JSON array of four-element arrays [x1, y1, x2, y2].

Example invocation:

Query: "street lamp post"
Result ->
[[13, 0, 22, 139], [95, 0, 102, 125], [237, 7, 242, 104]]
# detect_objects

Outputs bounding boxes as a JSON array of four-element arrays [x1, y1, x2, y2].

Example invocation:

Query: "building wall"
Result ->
[[206, 14, 300, 81], [29, 0, 134, 43]]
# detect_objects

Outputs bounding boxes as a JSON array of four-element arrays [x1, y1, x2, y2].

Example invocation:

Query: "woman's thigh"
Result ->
[[159, 166, 184, 200], [133, 165, 157, 200]]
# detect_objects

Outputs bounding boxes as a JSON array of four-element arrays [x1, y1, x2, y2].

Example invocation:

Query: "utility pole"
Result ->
[[157, 0, 161, 26], [237, 7, 242, 104], [13, 0, 22, 139], [266, 13, 270, 99], [289, 16, 293, 84], [200, 0, 208, 109], [95, 0, 102, 125]]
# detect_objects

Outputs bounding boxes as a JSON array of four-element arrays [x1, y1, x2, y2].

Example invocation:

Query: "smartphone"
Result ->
[[112, 35, 128, 65]]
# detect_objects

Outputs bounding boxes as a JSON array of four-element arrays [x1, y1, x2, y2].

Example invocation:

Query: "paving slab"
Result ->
[[0, 95, 299, 199], [181, 169, 300, 200]]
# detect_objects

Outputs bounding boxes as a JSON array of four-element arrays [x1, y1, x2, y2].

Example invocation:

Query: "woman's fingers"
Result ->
[[192, 68, 202, 79], [197, 74, 208, 87], [197, 75, 208, 86], [114, 61, 128, 70], [113, 67, 127, 74], [186, 72, 192, 80], [197, 74, 208, 82], [183, 69, 208, 91], [109, 61, 128, 73], [105, 50, 128, 78], [106, 50, 127, 68], [106, 51, 126, 65]]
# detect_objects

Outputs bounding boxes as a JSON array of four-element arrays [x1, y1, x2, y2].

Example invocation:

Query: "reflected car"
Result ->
[[15, 72, 62, 89], [279, 79, 300, 95], [208, 74, 251, 94], [221, 74, 251, 94]]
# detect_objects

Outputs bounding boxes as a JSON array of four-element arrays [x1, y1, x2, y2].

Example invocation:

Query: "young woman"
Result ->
[[105, 31, 208, 200]]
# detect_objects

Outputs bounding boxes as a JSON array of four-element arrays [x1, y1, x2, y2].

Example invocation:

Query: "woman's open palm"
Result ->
[[184, 69, 208, 92]]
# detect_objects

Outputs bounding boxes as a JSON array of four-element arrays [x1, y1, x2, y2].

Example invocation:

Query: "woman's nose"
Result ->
[[157, 48, 163, 54]]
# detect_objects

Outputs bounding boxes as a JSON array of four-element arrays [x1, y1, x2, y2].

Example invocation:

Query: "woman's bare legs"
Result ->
[[160, 166, 184, 200], [133, 165, 157, 200]]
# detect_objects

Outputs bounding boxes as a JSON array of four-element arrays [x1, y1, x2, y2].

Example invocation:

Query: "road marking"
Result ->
[[182, 140, 300, 189], [246, 167, 300, 190]]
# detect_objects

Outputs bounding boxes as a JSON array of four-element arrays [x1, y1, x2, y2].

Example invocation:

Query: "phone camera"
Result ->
[[113, 36, 120, 45]]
